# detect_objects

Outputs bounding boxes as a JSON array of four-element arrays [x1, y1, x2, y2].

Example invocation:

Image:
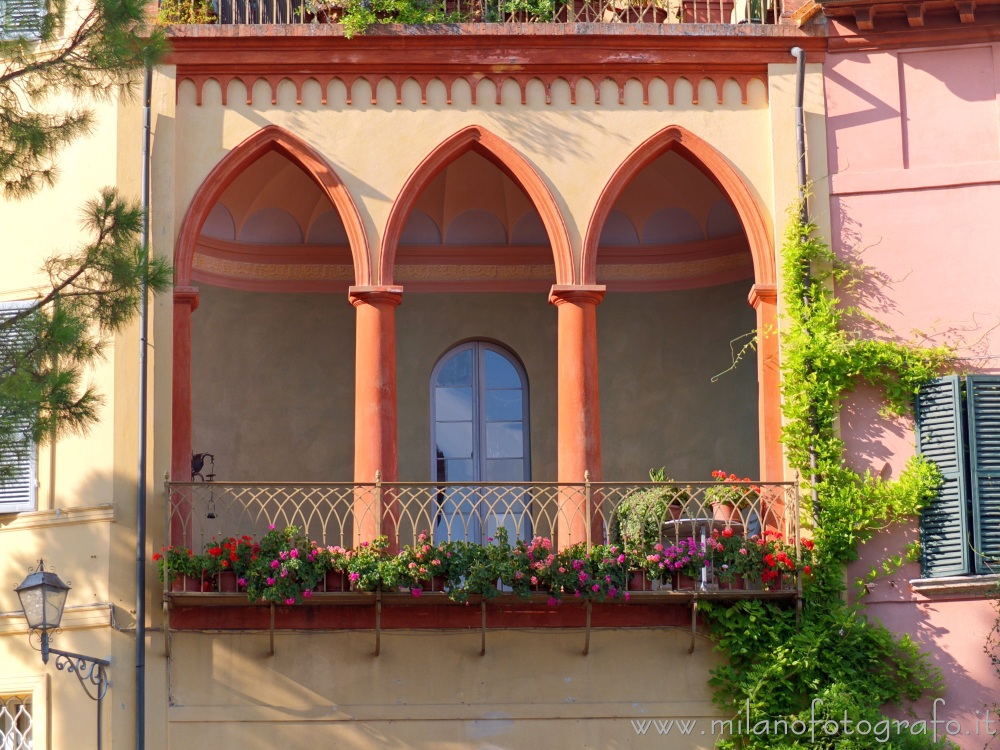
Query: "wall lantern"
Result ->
[[15, 560, 111, 749]]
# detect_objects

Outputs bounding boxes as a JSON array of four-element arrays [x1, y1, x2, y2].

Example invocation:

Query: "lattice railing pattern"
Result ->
[[166, 479, 799, 552], [209, 0, 772, 25], [0, 696, 32, 750]]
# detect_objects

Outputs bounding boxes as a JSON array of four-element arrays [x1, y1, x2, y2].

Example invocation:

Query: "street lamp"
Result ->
[[15, 560, 110, 749]]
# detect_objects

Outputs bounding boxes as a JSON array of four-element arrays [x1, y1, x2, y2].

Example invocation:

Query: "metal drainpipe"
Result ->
[[790, 46, 821, 525], [136, 63, 152, 750]]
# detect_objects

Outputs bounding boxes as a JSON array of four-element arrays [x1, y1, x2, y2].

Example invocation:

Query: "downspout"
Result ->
[[790, 46, 820, 525], [136, 63, 152, 750]]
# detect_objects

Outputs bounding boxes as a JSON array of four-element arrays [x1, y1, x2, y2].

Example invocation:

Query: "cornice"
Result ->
[[166, 25, 827, 107], [822, 0, 1000, 39]]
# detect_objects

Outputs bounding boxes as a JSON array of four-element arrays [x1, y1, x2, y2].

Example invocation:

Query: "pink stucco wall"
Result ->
[[825, 41, 1000, 748]]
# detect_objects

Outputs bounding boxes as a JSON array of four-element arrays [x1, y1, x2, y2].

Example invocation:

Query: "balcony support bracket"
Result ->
[[375, 590, 382, 657], [269, 603, 275, 656], [688, 597, 699, 654], [582, 601, 592, 656], [163, 601, 171, 658], [480, 599, 487, 656]]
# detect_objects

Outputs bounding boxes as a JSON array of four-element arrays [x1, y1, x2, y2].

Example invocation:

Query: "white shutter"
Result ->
[[0, 301, 37, 514]]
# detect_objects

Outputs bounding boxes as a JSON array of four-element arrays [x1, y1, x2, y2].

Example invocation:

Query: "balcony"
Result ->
[[163, 478, 804, 634], [187, 0, 776, 26]]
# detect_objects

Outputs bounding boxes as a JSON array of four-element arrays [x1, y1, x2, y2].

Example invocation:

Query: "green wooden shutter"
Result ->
[[916, 376, 970, 577], [967, 375, 1000, 575]]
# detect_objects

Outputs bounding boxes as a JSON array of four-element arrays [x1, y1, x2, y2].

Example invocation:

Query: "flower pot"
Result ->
[[712, 502, 736, 523], [628, 570, 648, 591], [324, 570, 347, 592], [170, 574, 204, 592], [674, 572, 697, 590], [718, 574, 745, 590], [217, 571, 239, 592], [430, 575, 448, 592]]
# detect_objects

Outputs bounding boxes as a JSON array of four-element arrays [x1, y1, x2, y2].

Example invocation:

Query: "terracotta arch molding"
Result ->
[[582, 125, 773, 288], [174, 124, 371, 287], [380, 126, 574, 287]]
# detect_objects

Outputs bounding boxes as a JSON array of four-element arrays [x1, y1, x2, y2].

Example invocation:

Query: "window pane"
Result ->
[[436, 349, 473, 387], [486, 458, 525, 482], [486, 422, 523, 459], [435, 423, 473, 459], [484, 350, 521, 389], [486, 389, 522, 422], [437, 459, 474, 483], [435, 387, 472, 421]]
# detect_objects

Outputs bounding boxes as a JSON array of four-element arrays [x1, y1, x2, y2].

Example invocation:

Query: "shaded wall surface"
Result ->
[[192, 284, 758, 483], [166, 628, 725, 750]]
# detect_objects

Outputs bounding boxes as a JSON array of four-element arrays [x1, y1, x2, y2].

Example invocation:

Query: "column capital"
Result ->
[[548, 284, 607, 307], [349, 285, 404, 309], [748, 283, 776, 309], [173, 286, 200, 311]]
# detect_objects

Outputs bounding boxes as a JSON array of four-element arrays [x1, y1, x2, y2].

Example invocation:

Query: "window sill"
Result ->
[[908, 574, 1000, 597]]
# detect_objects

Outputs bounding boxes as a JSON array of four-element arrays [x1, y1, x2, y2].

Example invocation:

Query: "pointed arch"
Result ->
[[380, 126, 574, 286], [582, 125, 772, 288], [174, 124, 371, 286]]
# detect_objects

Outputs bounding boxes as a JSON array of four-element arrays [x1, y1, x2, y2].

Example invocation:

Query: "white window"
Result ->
[[0, 695, 32, 750], [430, 341, 531, 543], [0, 301, 38, 514], [0, 0, 44, 40]]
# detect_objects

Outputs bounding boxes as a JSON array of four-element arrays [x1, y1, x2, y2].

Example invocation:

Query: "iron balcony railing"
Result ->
[[165, 477, 800, 554], [207, 0, 774, 25]]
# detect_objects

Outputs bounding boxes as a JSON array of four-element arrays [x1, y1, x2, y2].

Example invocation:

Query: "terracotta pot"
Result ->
[[628, 570, 648, 591], [674, 572, 697, 590], [718, 574, 745, 590], [217, 571, 239, 592], [712, 502, 736, 523], [170, 574, 204, 592], [324, 570, 347, 592]]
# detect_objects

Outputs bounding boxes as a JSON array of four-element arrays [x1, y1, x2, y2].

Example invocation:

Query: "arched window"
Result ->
[[430, 341, 530, 542]]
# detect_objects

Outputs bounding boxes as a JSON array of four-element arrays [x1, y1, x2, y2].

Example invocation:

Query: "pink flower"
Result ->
[[591, 584, 600, 592], [411, 587, 423, 598], [608, 586, 617, 597], [270, 559, 280, 569], [530, 575, 538, 585], [624, 592, 631, 602], [303, 589, 312, 598], [617, 554, 626, 564], [290, 549, 299, 559], [237, 578, 247, 587], [547, 597, 558, 606], [266, 577, 275, 586], [280, 569, 289, 578], [431, 559, 441, 566], [268, 524, 276, 530], [349, 572, 360, 582], [285, 597, 295, 605]]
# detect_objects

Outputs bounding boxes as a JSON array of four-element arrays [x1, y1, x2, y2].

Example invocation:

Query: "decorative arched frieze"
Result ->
[[174, 124, 371, 287], [380, 126, 574, 287], [177, 72, 767, 109]]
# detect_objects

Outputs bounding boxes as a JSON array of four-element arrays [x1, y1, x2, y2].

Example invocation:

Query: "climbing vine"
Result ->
[[703, 208, 954, 748]]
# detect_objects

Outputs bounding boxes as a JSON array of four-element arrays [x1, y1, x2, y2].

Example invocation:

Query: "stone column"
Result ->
[[349, 285, 403, 546], [171, 286, 199, 547], [749, 284, 782, 482], [549, 284, 606, 548]]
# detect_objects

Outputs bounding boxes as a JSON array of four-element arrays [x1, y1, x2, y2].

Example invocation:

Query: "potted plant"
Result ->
[[609, 468, 687, 553], [397, 531, 452, 595], [346, 535, 398, 592], [245, 525, 326, 605], [154, 545, 212, 592], [705, 469, 759, 524]]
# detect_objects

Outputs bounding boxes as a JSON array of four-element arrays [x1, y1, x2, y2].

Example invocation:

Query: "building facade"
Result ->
[[1, 0, 999, 747]]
